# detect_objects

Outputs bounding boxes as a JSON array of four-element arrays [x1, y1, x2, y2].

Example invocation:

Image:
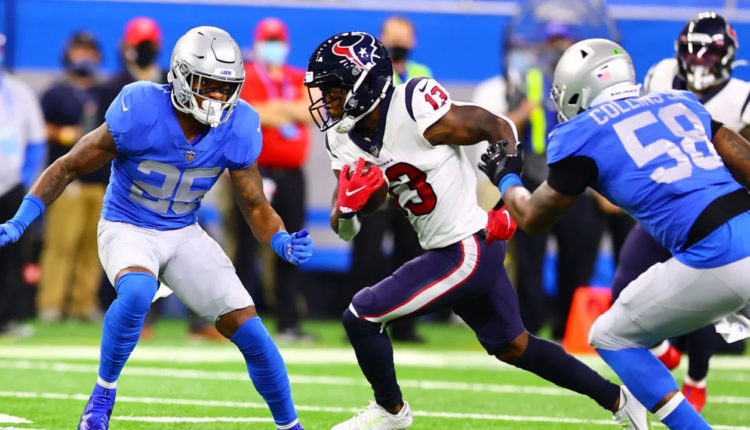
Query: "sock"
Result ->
[[342, 308, 402, 409], [655, 392, 711, 429], [98, 273, 157, 383], [597, 347, 680, 410], [231, 316, 297, 427], [513, 335, 620, 411], [686, 325, 717, 381]]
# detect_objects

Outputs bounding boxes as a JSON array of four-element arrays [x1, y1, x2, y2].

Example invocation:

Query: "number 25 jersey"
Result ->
[[547, 90, 750, 268], [325, 77, 489, 250], [102, 81, 262, 230]]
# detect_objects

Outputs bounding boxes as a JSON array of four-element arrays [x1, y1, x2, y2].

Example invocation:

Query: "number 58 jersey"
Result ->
[[547, 89, 750, 268], [325, 77, 489, 250], [102, 81, 262, 230]]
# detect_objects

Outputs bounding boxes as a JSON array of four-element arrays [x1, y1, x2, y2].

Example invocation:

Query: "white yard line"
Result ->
[[1, 359, 750, 407], [0, 391, 748, 429], [0, 345, 749, 371], [0, 415, 30, 424]]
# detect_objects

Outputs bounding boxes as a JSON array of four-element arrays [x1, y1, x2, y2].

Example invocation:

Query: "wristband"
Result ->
[[12, 194, 46, 230], [498, 174, 523, 197]]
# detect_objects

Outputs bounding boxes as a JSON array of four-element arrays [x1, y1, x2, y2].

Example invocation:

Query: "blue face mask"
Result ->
[[257, 41, 289, 66]]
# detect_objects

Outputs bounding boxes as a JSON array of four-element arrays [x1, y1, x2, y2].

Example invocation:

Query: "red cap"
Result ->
[[124, 16, 162, 46], [254, 17, 289, 43]]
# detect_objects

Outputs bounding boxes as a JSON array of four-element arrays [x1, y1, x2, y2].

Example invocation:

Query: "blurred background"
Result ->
[[1, 0, 749, 344]]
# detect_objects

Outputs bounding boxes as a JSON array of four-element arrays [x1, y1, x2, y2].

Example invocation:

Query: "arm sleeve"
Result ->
[[404, 77, 453, 136], [546, 156, 598, 196]]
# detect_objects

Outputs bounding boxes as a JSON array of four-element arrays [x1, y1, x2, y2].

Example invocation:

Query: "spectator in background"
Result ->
[[381, 16, 432, 85], [36, 31, 106, 323], [236, 17, 314, 342], [0, 32, 46, 337], [479, 23, 611, 340], [345, 15, 433, 343]]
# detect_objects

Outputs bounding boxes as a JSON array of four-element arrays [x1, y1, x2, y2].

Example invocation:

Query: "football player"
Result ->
[[304, 31, 648, 430], [610, 12, 750, 412], [0, 26, 311, 430], [482, 38, 750, 429]]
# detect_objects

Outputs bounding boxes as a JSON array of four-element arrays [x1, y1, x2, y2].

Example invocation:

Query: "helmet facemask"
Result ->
[[170, 61, 243, 127], [677, 38, 735, 91]]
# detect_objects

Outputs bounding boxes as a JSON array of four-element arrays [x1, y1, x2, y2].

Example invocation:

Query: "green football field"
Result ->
[[1, 318, 749, 430]]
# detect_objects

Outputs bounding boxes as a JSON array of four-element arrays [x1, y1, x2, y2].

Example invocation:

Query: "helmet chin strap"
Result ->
[[334, 65, 392, 134]]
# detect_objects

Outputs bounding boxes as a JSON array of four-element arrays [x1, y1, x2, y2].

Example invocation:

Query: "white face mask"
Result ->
[[256, 41, 289, 66], [687, 65, 719, 91], [198, 99, 224, 127]]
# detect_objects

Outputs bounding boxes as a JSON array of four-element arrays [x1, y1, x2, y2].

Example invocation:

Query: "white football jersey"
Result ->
[[326, 77, 488, 250], [644, 58, 750, 133]]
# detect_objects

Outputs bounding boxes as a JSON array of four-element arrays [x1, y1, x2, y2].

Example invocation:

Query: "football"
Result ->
[[349, 162, 389, 215]]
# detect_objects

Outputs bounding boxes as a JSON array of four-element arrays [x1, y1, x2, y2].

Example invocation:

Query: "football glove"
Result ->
[[484, 205, 517, 244], [271, 229, 314, 265], [478, 140, 523, 187], [337, 158, 385, 215], [0, 220, 24, 248]]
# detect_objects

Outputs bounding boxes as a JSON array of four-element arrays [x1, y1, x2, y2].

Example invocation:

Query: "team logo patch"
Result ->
[[331, 34, 381, 70], [185, 150, 196, 162]]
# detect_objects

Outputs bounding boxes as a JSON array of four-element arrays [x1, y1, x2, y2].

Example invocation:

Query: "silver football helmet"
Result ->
[[167, 26, 245, 127], [550, 38, 640, 122]]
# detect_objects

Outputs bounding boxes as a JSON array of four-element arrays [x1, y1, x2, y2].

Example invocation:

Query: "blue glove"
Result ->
[[271, 229, 314, 265], [0, 194, 45, 248]]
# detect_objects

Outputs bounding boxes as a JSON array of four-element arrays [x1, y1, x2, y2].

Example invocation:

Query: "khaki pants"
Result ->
[[37, 182, 105, 317]]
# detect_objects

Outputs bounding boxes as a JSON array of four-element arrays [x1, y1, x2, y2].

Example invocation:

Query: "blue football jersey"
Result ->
[[547, 90, 750, 268], [101, 81, 262, 230]]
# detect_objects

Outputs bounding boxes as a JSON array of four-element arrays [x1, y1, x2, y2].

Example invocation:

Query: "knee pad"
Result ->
[[342, 308, 379, 335], [350, 287, 377, 312], [115, 273, 158, 316]]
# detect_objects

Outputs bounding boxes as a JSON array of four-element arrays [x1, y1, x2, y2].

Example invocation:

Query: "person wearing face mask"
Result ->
[[235, 17, 314, 342], [380, 16, 432, 85], [36, 31, 106, 323], [0, 32, 46, 337]]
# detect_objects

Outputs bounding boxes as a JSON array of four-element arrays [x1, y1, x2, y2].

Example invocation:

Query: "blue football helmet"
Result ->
[[304, 32, 393, 133]]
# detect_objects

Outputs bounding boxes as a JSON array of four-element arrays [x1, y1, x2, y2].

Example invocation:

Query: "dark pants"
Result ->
[[351, 200, 424, 340], [351, 232, 524, 353], [235, 167, 305, 332], [515, 194, 604, 338], [612, 223, 720, 381], [0, 184, 27, 328]]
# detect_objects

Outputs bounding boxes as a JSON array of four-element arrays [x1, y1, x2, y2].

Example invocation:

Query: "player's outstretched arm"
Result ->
[[503, 182, 577, 234], [713, 125, 750, 189], [230, 163, 313, 264], [0, 123, 118, 248], [30, 122, 118, 205], [423, 104, 518, 149]]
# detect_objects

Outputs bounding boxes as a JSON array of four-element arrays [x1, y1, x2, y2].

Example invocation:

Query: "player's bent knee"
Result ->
[[589, 312, 618, 350], [342, 308, 379, 334], [216, 306, 258, 338], [496, 330, 528, 363], [115, 272, 158, 315]]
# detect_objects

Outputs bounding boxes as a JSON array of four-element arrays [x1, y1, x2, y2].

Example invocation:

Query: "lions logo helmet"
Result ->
[[304, 32, 393, 133]]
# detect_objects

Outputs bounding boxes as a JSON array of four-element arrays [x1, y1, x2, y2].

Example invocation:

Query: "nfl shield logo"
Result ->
[[185, 150, 196, 162]]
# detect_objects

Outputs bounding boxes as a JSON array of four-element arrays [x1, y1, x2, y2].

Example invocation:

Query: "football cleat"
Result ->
[[613, 385, 651, 429], [657, 345, 682, 371], [332, 401, 413, 430], [682, 382, 706, 413], [78, 384, 116, 430]]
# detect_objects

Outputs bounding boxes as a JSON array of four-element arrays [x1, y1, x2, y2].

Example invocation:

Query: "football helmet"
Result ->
[[550, 38, 640, 122], [304, 32, 393, 133], [676, 12, 738, 91], [167, 26, 245, 127]]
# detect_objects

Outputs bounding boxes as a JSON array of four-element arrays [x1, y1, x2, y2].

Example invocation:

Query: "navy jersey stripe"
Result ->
[[405, 77, 428, 121]]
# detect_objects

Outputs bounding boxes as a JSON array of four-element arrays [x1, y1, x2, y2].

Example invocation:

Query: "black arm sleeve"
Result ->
[[711, 119, 724, 138], [546, 156, 599, 196]]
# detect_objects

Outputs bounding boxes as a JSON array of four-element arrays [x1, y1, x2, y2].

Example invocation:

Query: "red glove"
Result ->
[[337, 158, 385, 215], [485, 205, 517, 244]]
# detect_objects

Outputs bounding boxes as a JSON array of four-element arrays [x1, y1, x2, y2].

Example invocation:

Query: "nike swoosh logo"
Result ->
[[418, 79, 428, 92], [345, 185, 367, 197], [257, 125, 261, 132], [503, 210, 511, 228], [121, 97, 129, 112]]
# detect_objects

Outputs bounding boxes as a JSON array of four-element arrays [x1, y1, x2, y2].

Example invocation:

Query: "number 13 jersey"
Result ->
[[102, 81, 262, 230], [325, 77, 489, 250]]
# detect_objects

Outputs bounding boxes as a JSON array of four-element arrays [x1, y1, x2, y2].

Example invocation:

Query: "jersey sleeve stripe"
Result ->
[[324, 135, 338, 159], [404, 77, 428, 121]]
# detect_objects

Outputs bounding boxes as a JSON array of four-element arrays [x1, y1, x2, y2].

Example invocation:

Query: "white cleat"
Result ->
[[331, 401, 413, 430], [613, 385, 651, 429]]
